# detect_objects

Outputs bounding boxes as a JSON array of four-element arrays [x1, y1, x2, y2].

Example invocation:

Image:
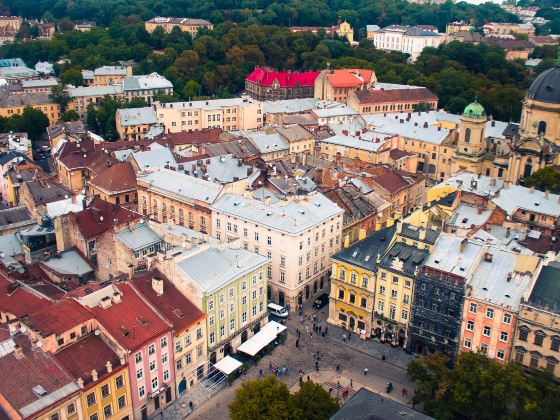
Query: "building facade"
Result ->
[[245, 68, 320, 101], [145, 17, 213, 37], [314, 69, 376, 103]]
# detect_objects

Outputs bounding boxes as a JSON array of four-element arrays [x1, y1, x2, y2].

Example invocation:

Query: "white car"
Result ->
[[268, 303, 289, 318]]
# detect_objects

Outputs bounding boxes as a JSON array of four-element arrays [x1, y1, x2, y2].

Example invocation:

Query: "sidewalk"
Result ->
[[154, 379, 226, 419], [320, 322, 415, 369]]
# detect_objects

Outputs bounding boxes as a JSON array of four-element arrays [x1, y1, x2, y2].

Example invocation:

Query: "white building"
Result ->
[[34, 61, 54, 75], [371, 25, 447, 61], [211, 191, 344, 309]]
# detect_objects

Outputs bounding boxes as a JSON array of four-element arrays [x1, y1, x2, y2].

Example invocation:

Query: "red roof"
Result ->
[[0, 331, 77, 416], [327, 69, 374, 88], [55, 334, 124, 387], [91, 283, 171, 351], [364, 167, 423, 194], [155, 128, 223, 147], [132, 270, 206, 334], [25, 299, 93, 336], [356, 87, 438, 104], [390, 148, 416, 161], [71, 197, 141, 240], [246, 68, 320, 88], [0, 272, 51, 318], [89, 162, 137, 194]]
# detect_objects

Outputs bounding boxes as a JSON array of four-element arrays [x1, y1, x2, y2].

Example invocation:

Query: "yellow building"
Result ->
[[54, 334, 134, 420], [0, 93, 61, 124], [116, 107, 158, 141], [335, 20, 354, 43], [328, 227, 396, 338], [145, 17, 213, 37]]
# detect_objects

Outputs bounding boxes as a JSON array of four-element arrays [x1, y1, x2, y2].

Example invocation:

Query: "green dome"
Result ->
[[462, 101, 486, 118]]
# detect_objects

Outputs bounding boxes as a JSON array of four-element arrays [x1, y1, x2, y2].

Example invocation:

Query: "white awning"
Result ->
[[214, 355, 242, 375], [237, 321, 287, 356]]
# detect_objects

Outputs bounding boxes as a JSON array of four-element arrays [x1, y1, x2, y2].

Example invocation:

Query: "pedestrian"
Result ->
[[315, 361, 319, 371], [325, 325, 328, 335], [342, 333, 346, 342], [348, 331, 352, 340], [295, 338, 299, 348], [259, 368, 263, 377], [319, 325, 322, 333], [284, 365, 289, 375], [337, 380, 340, 387], [350, 378, 353, 388], [300, 315, 304, 323], [188, 401, 194, 410], [335, 364, 340, 372], [269, 361, 273, 371], [310, 331, 313, 338], [402, 387, 408, 397], [305, 325, 309, 333], [307, 374, 310, 381], [363, 367, 368, 376]]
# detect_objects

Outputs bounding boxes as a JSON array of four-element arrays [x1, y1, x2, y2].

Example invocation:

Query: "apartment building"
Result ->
[[68, 85, 124, 117], [82, 65, 132, 86], [347, 85, 438, 115], [314, 69, 376, 103], [145, 17, 213, 37], [156, 241, 269, 363], [482, 22, 535, 37], [116, 107, 159, 141], [0, 92, 61, 124], [211, 191, 344, 309], [245, 68, 319, 101], [155, 98, 263, 133], [122, 73, 173, 105], [371, 25, 447, 61]]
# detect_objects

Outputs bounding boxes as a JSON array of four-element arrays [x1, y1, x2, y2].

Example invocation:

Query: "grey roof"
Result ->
[[368, 119, 450, 145], [468, 246, 535, 311], [378, 25, 441, 37], [0, 93, 54, 107], [0, 66, 38, 79], [331, 387, 434, 420], [131, 147, 177, 170], [68, 85, 123, 97], [93, 65, 128, 76], [147, 16, 212, 26], [21, 78, 58, 88], [122, 73, 173, 91], [527, 67, 560, 104], [492, 184, 560, 218], [399, 223, 439, 245], [366, 25, 380, 32], [263, 98, 319, 115], [117, 107, 157, 126], [332, 226, 396, 271], [138, 167, 223, 204], [177, 246, 269, 294], [527, 262, 560, 311], [81, 70, 94, 80], [276, 125, 314, 143], [381, 242, 429, 277], [211, 192, 343, 235], [424, 234, 484, 278], [319, 133, 388, 153], [245, 131, 289, 154], [116, 222, 163, 251], [41, 249, 93, 276], [189, 154, 255, 183], [448, 204, 492, 229], [0, 206, 34, 231], [435, 172, 503, 197]]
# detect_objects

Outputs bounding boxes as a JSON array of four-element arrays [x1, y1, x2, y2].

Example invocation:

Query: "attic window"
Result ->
[[364, 255, 371, 262], [462, 218, 468, 224], [352, 251, 358, 257], [266, 211, 272, 216], [119, 326, 130, 337], [459, 267, 466, 271], [137, 317, 149, 326], [173, 309, 184, 318], [315, 203, 321, 207], [32, 385, 48, 398], [298, 210, 305, 215], [534, 202, 539, 206]]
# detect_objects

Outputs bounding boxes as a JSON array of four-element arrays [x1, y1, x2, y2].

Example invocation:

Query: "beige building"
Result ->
[[116, 107, 158, 141], [276, 124, 316, 155], [211, 192, 344, 309], [145, 17, 213, 37], [446, 21, 474, 34], [68, 85, 125, 117], [155, 97, 263, 133], [347, 86, 438, 115], [483, 22, 535, 37], [512, 262, 560, 377], [314, 69, 377, 103]]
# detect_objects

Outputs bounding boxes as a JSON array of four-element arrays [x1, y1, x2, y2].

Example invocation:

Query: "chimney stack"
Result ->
[[152, 276, 164, 296], [13, 344, 23, 359], [460, 238, 468, 253]]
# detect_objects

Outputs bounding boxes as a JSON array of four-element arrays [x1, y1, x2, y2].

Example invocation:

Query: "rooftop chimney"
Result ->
[[13, 344, 23, 359], [152, 276, 164, 296], [112, 291, 122, 304]]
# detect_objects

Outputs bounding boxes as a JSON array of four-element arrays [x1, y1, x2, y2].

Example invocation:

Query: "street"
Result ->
[[187, 302, 417, 420]]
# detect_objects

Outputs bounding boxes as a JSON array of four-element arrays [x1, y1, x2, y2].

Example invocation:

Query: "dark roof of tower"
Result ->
[[527, 67, 560, 105]]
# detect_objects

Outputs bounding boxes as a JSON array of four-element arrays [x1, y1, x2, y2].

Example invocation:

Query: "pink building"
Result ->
[[460, 246, 540, 363], [90, 283, 175, 419]]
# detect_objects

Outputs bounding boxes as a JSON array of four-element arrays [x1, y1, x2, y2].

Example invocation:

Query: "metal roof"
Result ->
[[245, 131, 289, 154], [122, 73, 173, 91], [424, 234, 484, 278], [116, 222, 163, 251], [68, 85, 123, 97], [41, 249, 93, 276], [492, 184, 560, 218], [117, 107, 157, 126], [131, 147, 177, 170]]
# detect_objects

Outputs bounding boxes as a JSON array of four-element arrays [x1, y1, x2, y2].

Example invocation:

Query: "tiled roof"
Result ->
[[155, 128, 223, 147], [355, 87, 438, 104], [132, 270, 206, 333], [24, 299, 93, 336], [326, 69, 374, 88], [90, 283, 171, 350], [276, 125, 314, 143], [58, 147, 115, 173], [0, 206, 33, 230], [0, 331, 79, 418], [54, 334, 124, 386], [24, 178, 73, 206], [246, 67, 320, 88], [366, 167, 423, 194], [0, 272, 50, 317], [71, 197, 140, 240], [389, 148, 415, 161], [204, 138, 259, 158], [89, 162, 137, 194]]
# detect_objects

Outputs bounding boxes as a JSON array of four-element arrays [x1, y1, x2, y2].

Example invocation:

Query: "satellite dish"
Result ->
[[20, 325, 27, 333], [94, 330, 100, 336]]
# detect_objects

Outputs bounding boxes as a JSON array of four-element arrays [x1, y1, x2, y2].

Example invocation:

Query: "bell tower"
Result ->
[[457, 98, 487, 158]]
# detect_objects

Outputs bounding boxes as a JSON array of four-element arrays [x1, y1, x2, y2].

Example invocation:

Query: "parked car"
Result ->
[[268, 302, 289, 318], [313, 293, 329, 309]]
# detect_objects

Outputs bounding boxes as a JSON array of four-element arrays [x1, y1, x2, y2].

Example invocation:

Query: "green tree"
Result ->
[[4, 107, 50, 141], [413, 102, 434, 112], [524, 167, 560, 194], [50, 84, 70, 112], [86, 104, 99, 133], [229, 376, 291, 420], [288, 380, 339, 420], [63, 109, 80, 121], [183, 80, 201, 99], [60, 67, 83, 86]]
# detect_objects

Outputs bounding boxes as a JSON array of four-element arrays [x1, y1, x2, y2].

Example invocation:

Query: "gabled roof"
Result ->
[[24, 299, 93, 336], [155, 128, 223, 147], [326, 69, 374, 88], [246, 67, 320, 88], [333, 225, 396, 271], [24, 178, 73, 206], [132, 270, 206, 333], [89, 161, 137, 194], [90, 283, 171, 350], [0, 272, 50, 318]]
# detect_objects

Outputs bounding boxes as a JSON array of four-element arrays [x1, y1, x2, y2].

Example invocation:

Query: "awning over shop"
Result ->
[[237, 320, 287, 356], [213, 355, 242, 375]]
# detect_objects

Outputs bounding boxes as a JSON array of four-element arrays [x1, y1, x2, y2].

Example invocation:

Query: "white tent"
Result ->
[[213, 355, 242, 375], [237, 320, 287, 356]]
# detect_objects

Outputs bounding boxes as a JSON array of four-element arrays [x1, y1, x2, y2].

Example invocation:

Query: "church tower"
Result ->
[[457, 99, 487, 158]]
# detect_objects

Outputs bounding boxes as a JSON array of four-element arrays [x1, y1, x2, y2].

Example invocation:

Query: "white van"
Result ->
[[268, 302, 289, 318]]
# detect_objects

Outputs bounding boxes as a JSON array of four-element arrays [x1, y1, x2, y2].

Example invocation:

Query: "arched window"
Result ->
[[538, 121, 547, 136], [464, 128, 471, 143]]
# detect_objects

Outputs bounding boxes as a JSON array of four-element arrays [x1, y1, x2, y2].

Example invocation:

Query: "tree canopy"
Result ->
[[407, 351, 560, 420], [229, 376, 338, 420], [0, 107, 49, 141], [524, 167, 560, 194]]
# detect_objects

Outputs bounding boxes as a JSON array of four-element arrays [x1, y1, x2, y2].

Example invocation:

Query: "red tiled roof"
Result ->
[[0, 272, 51, 318], [390, 148, 416, 161], [91, 283, 171, 351], [356, 87, 438, 104], [25, 299, 93, 336], [246, 67, 320, 88], [94, 139, 154, 151], [368, 169, 423, 194], [155, 128, 223, 147], [55, 334, 124, 387], [327, 69, 374, 88], [132, 270, 206, 334], [89, 162, 137, 194], [0, 331, 77, 415], [71, 197, 141, 240], [530, 36, 557, 44]]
